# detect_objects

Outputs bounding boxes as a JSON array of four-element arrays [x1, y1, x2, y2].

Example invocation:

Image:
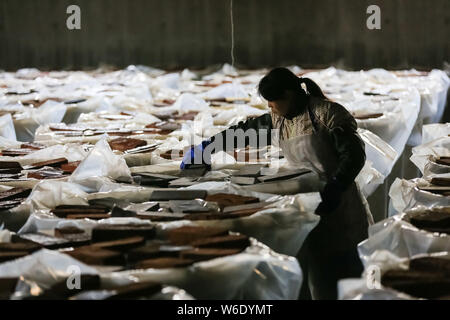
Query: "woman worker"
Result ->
[[181, 67, 373, 300]]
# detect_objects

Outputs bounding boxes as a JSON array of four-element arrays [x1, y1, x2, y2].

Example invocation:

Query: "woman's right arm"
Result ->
[[210, 113, 273, 152]]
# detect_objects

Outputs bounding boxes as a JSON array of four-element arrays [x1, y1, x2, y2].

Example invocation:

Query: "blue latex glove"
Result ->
[[180, 140, 212, 170]]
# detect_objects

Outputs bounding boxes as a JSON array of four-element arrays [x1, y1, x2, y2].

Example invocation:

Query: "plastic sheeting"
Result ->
[[169, 182, 320, 256], [17, 178, 321, 256], [422, 123, 450, 144], [389, 174, 450, 215], [201, 83, 249, 100], [24, 180, 89, 212], [34, 125, 168, 147], [69, 137, 133, 192], [172, 93, 210, 113], [0, 136, 21, 149], [202, 63, 239, 81], [211, 104, 267, 127], [0, 113, 17, 141], [355, 88, 420, 156], [356, 161, 385, 198], [358, 206, 450, 261], [402, 70, 450, 144], [4, 64, 445, 202], [0, 229, 13, 242], [0, 248, 193, 300], [339, 250, 450, 300], [71, 285, 194, 300], [338, 278, 412, 300], [0, 143, 89, 166], [1, 180, 91, 232], [358, 128, 398, 178], [0, 237, 301, 300], [2, 66, 446, 149], [13, 101, 67, 142], [2, 65, 449, 300], [114, 238, 302, 300], [410, 136, 450, 176], [1, 67, 157, 129], [129, 140, 384, 198], [77, 111, 160, 127]]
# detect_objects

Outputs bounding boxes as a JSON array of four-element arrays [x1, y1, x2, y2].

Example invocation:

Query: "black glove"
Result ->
[[315, 178, 344, 217]]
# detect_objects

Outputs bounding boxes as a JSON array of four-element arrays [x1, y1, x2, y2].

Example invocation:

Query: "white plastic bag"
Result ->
[[202, 83, 249, 100], [18, 179, 320, 257], [339, 250, 450, 300], [356, 161, 385, 197], [164, 182, 321, 256], [115, 238, 302, 300], [172, 93, 209, 113], [389, 175, 450, 215], [23, 143, 88, 162], [410, 136, 450, 176], [0, 229, 13, 242], [422, 123, 450, 144], [0, 136, 21, 149], [14, 101, 67, 142], [0, 113, 17, 141], [24, 180, 89, 213], [359, 207, 450, 261], [69, 137, 132, 191], [358, 128, 398, 177]]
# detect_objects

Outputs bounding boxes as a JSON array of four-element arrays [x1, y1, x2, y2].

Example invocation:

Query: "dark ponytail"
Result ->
[[258, 67, 327, 101], [299, 77, 327, 100]]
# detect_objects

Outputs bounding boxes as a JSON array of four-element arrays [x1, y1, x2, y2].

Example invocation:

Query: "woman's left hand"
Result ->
[[315, 178, 344, 216]]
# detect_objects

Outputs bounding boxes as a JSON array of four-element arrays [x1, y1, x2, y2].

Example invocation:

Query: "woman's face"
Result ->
[[267, 90, 296, 117]]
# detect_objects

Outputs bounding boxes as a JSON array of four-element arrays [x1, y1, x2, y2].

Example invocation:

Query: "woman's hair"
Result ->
[[258, 67, 327, 101]]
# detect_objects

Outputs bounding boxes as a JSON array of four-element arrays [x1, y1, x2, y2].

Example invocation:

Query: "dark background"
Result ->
[[0, 0, 448, 71]]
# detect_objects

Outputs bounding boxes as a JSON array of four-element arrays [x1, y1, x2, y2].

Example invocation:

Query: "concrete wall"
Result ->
[[0, 0, 448, 70]]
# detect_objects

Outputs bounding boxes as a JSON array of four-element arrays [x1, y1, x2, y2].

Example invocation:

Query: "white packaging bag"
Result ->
[[114, 238, 302, 300], [202, 83, 249, 100], [0, 113, 17, 141], [339, 250, 450, 300], [410, 136, 450, 176], [422, 123, 450, 144], [14, 101, 67, 142], [69, 137, 132, 191], [358, 206, 450, 261], [389, 175, 450, 215], [172, 93, 209, 113]]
